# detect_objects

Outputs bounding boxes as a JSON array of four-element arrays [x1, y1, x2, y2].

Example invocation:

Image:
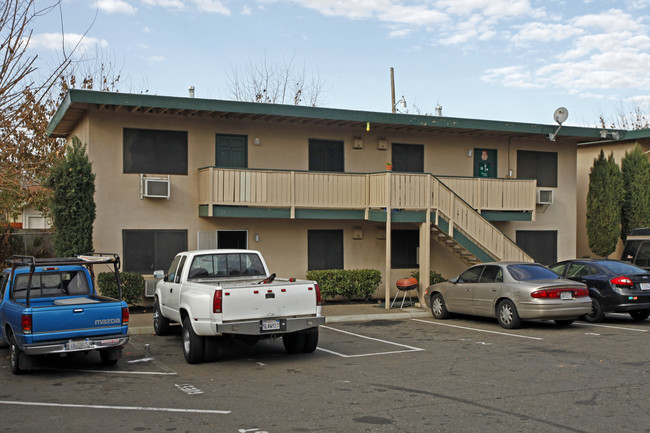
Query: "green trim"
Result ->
[[391, 211, 426, 223], [437, 216, 450, 234], [481, 211, 533, 221], [367, 209, 387, 222], [295, 209, 365, 219], [452, 231, 495, 263], [49, 89, 616, 140], [210, 206, 291, 219]]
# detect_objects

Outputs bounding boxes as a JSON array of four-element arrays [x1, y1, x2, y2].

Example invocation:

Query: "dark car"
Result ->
[[549, 259, 650, 322]]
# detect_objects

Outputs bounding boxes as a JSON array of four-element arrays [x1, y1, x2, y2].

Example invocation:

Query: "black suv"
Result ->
[[549, 259, 650, 322]]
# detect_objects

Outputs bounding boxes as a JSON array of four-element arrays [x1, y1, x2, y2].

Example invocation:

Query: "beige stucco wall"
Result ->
[[65, 106, 581, 296]]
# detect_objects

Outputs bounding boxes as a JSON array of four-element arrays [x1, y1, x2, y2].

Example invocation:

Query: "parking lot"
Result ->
[[1, 313, 649, 432]]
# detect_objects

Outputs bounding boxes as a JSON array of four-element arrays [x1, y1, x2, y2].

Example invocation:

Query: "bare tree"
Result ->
[[226, 53, 326, 106], [596, 100, 650, 130]]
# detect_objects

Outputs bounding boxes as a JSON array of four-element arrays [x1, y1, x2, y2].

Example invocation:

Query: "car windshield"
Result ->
[[507, 264, 560, 281], [598, 261, 648, 275]]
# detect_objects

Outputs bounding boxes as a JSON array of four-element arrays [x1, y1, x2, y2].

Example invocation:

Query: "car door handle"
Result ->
[[170, 288, 173, 293]]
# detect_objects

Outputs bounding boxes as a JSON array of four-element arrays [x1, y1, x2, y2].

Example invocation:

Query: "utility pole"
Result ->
[[390, 67, 396, 113]]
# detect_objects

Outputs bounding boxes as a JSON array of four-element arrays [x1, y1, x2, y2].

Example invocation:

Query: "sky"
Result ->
[[29, 0, 650, 127]]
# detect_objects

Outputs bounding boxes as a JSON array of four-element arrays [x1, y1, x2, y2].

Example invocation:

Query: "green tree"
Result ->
[[620, 144, 650, 241], [587, 150, 624, 257], [46, 137, 96, 256]]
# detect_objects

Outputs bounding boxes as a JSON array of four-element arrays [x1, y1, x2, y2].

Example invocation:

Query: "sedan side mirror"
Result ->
[[449, 276, 459, 284]]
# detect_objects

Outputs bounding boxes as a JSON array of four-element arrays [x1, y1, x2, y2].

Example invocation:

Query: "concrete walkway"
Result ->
[[128, 303, 431, 335]]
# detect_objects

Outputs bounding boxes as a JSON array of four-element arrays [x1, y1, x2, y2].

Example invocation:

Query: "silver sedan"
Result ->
[[424, 262, 592, 329]]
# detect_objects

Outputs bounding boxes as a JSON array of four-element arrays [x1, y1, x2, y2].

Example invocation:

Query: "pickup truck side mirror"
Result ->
[[153, 270, 165, 280]]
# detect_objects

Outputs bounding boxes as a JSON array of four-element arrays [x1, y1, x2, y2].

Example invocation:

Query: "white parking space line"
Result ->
[[412, 318, 544, 341], [317, 325, 425, 358], [573, 323, 648, 333], [44, 368, 177, 375], [0, 400, 230, 414]]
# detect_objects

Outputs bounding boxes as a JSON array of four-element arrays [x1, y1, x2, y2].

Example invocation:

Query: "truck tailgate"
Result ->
[[31, 301, 126, 342], [221, 282, 318, 322]]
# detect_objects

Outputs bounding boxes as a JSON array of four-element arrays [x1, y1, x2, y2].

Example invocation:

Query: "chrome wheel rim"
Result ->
[[183, 327, 190, 354], [500, 304, 513, 324], [432, 297, 443, 316]]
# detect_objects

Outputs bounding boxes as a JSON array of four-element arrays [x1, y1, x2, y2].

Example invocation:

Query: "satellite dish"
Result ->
[[553, 107, 568, 125]]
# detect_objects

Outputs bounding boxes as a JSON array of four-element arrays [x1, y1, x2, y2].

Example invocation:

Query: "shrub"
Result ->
[[97, 271, 144, 306], [306, 269, 382, 301], [410, 270, 447, 286]]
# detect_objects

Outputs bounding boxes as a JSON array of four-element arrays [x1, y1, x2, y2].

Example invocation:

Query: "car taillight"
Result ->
[[21, 314, 32, 334], [611, 276, 633, 286], [312, 284, 322, 306], [531, 288, 588, 298], [122, 307, 129, 325], [213, 289, 223, 313]]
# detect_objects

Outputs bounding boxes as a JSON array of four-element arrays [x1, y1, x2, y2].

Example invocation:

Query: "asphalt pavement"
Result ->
[[128, 302, 431, 334]]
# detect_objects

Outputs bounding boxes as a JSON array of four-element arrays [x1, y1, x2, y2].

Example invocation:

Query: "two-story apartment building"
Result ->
[[47, 90, 615, 303]]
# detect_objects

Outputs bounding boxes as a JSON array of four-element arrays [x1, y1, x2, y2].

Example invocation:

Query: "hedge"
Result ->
[[306, 269, 382, 300], [410, 270, 447, 286], [97, 271, 144, 306]]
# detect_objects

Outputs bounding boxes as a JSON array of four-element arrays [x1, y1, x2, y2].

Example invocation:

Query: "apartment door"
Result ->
[[473, 148, 497, 178], [216, 134, 247, 168]]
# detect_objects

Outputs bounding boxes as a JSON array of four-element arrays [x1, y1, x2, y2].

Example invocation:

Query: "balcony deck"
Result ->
[[198, 167, 536, 263]]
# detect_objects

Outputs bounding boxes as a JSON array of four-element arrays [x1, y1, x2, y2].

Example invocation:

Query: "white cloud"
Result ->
[[242, 5, 252, 15], [482, 65, 543, 89], [435, 0, 543, 18], [28, 33, 109, 54], [143, 55, 166, 64], [191, 0, 231, 14], [511, 22, 583, 46], [96, 0, 137, 14], [290, 0, 448, 24], [141, 0, 185, 9]]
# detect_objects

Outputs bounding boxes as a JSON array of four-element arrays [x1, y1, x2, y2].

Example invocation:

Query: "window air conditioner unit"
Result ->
[[537, 188, 554, 205], [144, 279, 158, 297], [141, 174, 170, 199]]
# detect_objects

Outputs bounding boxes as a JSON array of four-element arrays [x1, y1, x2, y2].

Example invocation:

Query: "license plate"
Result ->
[[641, 283, 650, 291], [67, 339, 92, 350], [560, 291, 572, 300], [261, 320, 280, 331]]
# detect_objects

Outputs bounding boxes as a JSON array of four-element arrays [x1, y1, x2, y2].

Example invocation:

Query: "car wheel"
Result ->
[[99, 348, 120, 366], [583, 298, 604, 323], [554, 319, 574, 327], [497, 299, 522, 329], [629, 310, 650, 321], [182, 316, 205, 364], [153, 297, 171, 336], [302, 328, 319, 353], [430, 293, 450, 319], [10, 334, 24, 375], [282, 332, 305, 354]]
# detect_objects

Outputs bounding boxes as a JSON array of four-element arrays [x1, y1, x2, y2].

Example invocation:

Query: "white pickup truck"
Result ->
[[153, 249, 325, 363]]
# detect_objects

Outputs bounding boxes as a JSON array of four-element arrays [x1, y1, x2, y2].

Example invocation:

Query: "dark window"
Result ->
[[480, 265, 502, 282], [218, 231, 247, 249], [123, 230, 188, 273], [392, 143, 424, 172], [0, 272, 7, 299], [458, 266, 484, 283], [123, 128, 188, 175], [309, 139, 344, 172], [391, 230, 419, 268], [188, 253, 265, 278], [517, 150, 557, 187], [507, 264, 560, 281], [308, 230, 343, 270], [516, 230, 557, 265]]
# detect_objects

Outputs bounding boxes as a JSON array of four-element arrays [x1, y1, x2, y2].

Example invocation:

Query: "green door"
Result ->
[[215, 134, 247, 168], [473, 148, 497, 178]]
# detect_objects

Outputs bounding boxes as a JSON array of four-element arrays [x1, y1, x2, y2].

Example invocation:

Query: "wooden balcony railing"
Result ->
[[198, 167, 535, 262]]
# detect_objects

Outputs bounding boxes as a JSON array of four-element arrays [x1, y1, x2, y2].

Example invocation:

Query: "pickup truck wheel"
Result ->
[[153, 298, 171, 336], [302, 328, 319, 353], [282, 332, 305, 354], [182, 316, 204, 364], [10, 335, 24, 375]]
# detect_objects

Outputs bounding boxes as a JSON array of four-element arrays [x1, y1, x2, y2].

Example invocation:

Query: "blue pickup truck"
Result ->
[[0, 254, 130, 374]]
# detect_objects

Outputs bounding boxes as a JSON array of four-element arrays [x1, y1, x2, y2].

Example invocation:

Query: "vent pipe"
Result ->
[[188, 86, 195, 98], [435, 104, 442, 116]]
